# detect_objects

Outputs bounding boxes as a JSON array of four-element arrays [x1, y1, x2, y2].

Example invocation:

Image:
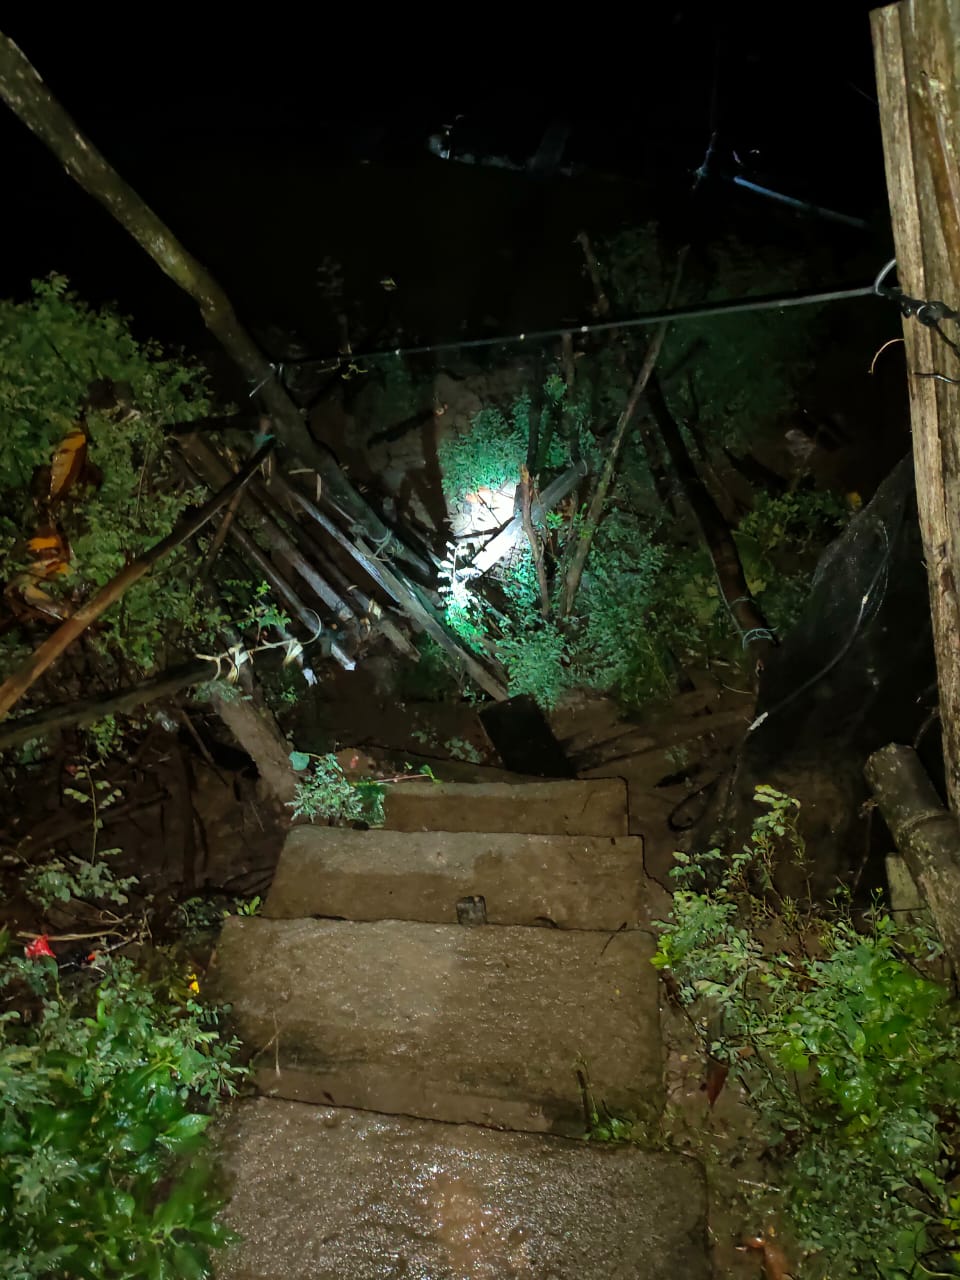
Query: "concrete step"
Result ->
[[265, 827, 646, 929], [382, 777, 628, 835], [214, 1098, 709, 1280], [214, 916, 662, 1136]]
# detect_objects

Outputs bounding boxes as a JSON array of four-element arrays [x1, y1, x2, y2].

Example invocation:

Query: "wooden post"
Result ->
[[872, 1, 960, 810]]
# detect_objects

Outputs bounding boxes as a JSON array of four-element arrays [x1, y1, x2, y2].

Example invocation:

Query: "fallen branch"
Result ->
[[645, 372, 774, 670], [576, 230, 673, 509], [559, 251, 686, 617], [470, 460, 588, 575], [0, 660, 215, 754], [201, 483, 247, 582], [520, 465, 551, 618], [0, 443, 273, 721], [865, 742, 960, 971]]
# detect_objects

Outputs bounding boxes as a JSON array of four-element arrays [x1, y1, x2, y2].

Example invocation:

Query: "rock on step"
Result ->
[[265, 827, 646, 929], [214, 1098, 710, 1280], [213, 917, 662, 1136], [382, 777, 628, 835]]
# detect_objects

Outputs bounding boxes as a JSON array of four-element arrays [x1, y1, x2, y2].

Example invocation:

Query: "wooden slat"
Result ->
[[872, 1, 960, 810]]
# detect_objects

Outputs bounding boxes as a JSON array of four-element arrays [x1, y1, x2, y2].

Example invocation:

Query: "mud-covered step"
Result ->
[[214, 916, 662, 1135], [265, 827, 646, 928], [382, 777, 628, 835], [214, 1099, 709, 1280]]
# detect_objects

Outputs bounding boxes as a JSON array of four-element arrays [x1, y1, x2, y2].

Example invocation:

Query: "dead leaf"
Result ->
[[743, 1232, 793, 1280], [26, 525, 71, 576], [49, 427, 88, 501], [3, 574, 73, 623], [702, 1058, 729, 1108]]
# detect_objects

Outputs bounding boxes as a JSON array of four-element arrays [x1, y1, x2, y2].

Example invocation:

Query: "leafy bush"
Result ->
[[495, 620, 570, 709], [438, 391, 570, 500], [21, 849, 136, 911], [0, 276, 215, 681], [737, 490, 849, 634], [0, 939, 246, 1279], [287, 751, 386, 825], [653, 787, 960, 1278]]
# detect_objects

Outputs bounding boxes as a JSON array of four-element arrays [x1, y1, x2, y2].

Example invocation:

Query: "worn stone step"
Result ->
[[382, 777, 628, 835], [265, 827, 646, 928], [214, 916, 662, 1135], [214, 1098, 709, 1280]]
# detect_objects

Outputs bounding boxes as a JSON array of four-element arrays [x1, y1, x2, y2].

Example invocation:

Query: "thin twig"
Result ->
[[520, 465, 551, 618], [559, 250, 687, 617]]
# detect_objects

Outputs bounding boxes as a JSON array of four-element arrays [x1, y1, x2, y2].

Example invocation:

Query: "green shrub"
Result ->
[[0, 276, 216, 681], [653, 787, 960, 1278], [287, 751, 386, 825], [0, 939, 246, 1279], [494, 621, 570, 710]]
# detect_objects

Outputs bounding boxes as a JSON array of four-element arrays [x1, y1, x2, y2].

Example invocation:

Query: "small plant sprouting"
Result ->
[[287, 751, 386, 825], [576, 1062, 634, 1143], [287, 752, 439, 827]]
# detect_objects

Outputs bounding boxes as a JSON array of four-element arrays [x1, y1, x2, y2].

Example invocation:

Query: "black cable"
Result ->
[[270, 280, 879, 379]]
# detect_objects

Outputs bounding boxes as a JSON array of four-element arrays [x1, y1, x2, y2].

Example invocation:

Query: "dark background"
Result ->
[[1, 7, 889, 358]]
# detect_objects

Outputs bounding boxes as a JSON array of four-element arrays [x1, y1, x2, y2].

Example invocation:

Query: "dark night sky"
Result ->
[[0, 8, 889, 350]]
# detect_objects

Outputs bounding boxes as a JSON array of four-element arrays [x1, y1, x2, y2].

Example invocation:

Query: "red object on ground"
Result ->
[[24, 934, 55, 960]]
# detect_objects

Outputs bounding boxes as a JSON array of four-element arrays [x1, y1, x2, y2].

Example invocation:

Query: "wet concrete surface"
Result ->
[[214, 916, 662, 1136], [215, 1098, 710, 1280], [382, 779, 629, 835], [265, 827, 647, 929]]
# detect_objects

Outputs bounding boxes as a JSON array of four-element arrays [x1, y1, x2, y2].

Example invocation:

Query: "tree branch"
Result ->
[[0, 660, 216, 753], [558, 251, 686, 618], [645, 371, 774, 669], [520, 465, 551, 618]]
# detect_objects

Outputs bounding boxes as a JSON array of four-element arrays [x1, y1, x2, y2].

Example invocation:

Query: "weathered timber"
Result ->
[[872, 2, 960, 809], [866, 742, 960, 968], [0, 660, 216, 752]]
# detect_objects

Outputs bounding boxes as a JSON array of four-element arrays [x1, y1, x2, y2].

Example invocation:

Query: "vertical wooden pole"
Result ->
[[872, 0, 960, 810]]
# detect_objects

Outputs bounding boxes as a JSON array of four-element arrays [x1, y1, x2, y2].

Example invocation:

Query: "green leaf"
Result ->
[[158, 1111, 212, 1152], [288, 750, 311, 771], [171, 1241, 211, 1280], [118, 1122, 157, 1154], [189, 1217, 240, 1248]]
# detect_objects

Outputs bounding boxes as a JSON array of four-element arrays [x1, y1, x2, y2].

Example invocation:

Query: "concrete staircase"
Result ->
[[211, 777, 710, 1279]]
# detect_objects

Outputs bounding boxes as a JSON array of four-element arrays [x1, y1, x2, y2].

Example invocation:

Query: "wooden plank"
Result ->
[[872, 1, 960, 810]]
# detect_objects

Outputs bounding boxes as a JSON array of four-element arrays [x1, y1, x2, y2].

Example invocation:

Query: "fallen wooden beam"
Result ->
[[470, 460, 588, 575], [0, 659, 216, 753], [270, 475, 509, 700], [865, 742, 960, 969]]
